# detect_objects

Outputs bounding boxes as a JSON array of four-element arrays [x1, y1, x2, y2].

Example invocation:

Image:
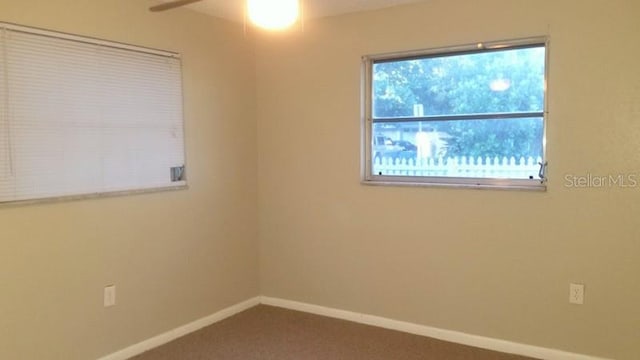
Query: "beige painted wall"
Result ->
[[256, 0, 640, 359], [0, 1, 258, 359]]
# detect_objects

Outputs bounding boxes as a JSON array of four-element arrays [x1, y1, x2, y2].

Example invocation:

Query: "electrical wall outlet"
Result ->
[[569, 283, 584, 305], [104, 285, 116, 307]]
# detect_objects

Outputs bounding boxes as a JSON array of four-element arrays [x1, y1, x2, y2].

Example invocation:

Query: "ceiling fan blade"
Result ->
[[150, 0, 204, 12]]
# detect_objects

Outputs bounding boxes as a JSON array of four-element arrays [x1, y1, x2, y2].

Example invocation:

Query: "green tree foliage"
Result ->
[[373, 46, 545, 159]]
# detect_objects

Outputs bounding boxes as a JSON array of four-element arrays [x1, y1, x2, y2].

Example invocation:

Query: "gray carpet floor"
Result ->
[[130, 305, 538, 360]]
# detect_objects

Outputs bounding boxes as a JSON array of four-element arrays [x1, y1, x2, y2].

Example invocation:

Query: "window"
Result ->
[[362, 37, 548, 190], [0, 23, 185, 204]]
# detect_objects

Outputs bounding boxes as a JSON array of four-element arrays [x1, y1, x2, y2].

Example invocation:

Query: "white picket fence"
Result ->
[[373, 155, 542, 179]]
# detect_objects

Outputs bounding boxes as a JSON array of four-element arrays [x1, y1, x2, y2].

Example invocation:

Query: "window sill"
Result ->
[[361, 176, 546, 191], [0, 183, 188, 208]]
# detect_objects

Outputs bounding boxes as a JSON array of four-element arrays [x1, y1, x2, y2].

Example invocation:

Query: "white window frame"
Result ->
[[361, 37, 549, 191], [0, 22, 187, 205]]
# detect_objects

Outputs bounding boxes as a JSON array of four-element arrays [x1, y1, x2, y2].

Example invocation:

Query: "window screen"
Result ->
[[362, 37, 548, 190], [0, 23, 185, 204]]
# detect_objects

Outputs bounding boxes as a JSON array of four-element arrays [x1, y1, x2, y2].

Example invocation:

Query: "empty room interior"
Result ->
[[1, 0, 639, 359]]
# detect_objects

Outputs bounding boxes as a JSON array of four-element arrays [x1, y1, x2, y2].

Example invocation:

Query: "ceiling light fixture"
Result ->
[[247, 0, 300, 31]]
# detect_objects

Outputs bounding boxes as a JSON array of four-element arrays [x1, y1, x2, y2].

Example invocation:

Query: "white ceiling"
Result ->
[[157, 0, 427, 23]]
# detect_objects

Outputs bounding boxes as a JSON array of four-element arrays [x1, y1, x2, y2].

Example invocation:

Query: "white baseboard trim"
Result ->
[[97, 297, 261, 360], [260, 296, 610, 360], [98, 295, 610, 360]]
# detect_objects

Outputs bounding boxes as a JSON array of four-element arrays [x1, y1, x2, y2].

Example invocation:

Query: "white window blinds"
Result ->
[[0, 23, 186, 204]]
